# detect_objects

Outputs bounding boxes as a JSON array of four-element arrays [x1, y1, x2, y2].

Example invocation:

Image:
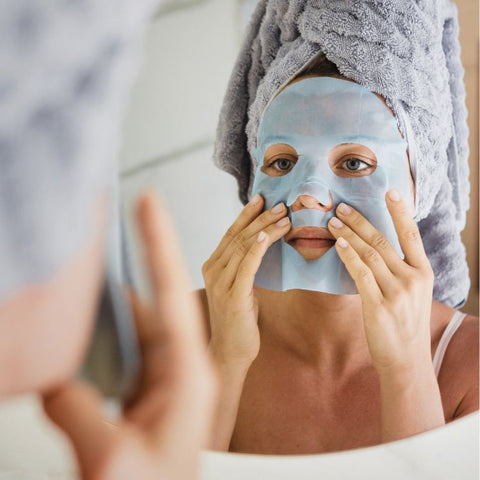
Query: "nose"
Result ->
[[290, 192, 334, 212]]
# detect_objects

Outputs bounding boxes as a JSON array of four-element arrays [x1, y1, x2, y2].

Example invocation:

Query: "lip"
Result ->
[[285, 227, 335, 260], [285, 226, 335, 244]]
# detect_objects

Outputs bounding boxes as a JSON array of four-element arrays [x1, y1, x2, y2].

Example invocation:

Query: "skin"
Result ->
[[0, 197, 107, 397], [200, 74, 479, 454], [0, 193, 215, 479]]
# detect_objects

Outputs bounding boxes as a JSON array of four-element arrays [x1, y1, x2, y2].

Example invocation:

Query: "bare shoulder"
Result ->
[[193, 288, 211, 338], [437, 310, 479, 420]]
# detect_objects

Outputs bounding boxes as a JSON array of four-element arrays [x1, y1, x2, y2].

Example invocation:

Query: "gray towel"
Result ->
[[0, 0, 157, 301], [214, 0, 470, 308]]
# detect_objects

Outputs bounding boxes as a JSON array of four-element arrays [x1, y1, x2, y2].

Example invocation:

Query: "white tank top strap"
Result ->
[[432, 310, 468, 377]]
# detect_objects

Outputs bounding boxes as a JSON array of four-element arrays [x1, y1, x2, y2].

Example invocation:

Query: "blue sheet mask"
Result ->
[[251, 76, 413, 294]]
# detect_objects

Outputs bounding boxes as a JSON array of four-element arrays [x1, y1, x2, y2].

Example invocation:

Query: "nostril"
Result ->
[[323, 192, 334, 211], [313, 191, 334, 211], [292, 193, 333, 211]]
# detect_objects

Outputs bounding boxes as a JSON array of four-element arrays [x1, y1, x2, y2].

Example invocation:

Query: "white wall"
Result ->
[[119, 0, 244, 292]]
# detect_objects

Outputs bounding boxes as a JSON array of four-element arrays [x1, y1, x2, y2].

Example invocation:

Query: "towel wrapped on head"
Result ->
[[213, 0, 470, 308]]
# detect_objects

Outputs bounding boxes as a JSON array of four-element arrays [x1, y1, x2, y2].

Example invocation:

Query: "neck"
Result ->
[[257, 287, 372, 373]]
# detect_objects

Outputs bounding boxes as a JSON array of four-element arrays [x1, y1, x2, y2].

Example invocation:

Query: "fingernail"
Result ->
[[250, 193, 261, 205], [276, 217, 290, 227], [257, 231, 266, 242], [330, 217, 344, 229], [337, 237, 348, 248], [272, 202, 285, 214], [388, 189, 401, 202], [338, 203, 352, 215]]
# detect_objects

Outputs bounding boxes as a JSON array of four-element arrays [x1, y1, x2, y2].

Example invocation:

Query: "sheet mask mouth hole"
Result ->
[[285, 226, 336, 261]]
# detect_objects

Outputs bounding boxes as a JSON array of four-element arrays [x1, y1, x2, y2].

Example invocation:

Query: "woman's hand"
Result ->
[[327, 189, 434, 377], [43, 192, 216, 480], [327, 188, 445, 441], [202, 194, 290, 370]]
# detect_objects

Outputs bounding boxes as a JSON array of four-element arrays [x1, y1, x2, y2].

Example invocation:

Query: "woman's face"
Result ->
[[249, 75, 415, 294], [255, 74, 415, 262]]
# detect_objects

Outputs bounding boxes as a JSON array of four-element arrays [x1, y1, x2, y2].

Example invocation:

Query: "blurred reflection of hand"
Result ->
[[42, 192, 216, 480]]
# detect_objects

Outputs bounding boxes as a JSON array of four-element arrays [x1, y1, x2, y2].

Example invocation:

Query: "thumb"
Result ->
[[42, 381, 120, 478]]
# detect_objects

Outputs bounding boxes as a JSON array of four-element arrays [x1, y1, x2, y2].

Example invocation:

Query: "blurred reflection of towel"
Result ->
[[0, 0, 159, 300]]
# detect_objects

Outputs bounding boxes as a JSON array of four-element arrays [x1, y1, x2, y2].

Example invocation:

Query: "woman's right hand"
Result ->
[[202, 194, 290, 370]]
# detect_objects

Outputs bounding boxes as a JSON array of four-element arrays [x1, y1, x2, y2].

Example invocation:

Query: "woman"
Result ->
[[199, 1, 478, 455]]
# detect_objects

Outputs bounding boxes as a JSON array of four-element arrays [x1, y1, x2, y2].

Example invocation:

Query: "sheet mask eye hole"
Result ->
[[273, 158, 295, 172], [262, 143, 299, 177], [328, 143, 377, 178]]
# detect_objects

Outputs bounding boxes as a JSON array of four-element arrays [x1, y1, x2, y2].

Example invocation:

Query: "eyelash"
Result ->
[[338, 157, 372, 172], [270, 157, 296, 172]]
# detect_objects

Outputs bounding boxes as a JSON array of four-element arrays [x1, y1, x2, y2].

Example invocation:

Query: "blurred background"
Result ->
[[119, 0, 479, 315]]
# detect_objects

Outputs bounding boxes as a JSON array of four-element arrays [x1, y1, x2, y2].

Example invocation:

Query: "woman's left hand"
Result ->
[[327, 188, 434, 377], [43, 193, 216, 480]]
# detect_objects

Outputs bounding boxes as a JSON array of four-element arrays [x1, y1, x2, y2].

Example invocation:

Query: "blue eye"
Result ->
[[272, 158, 295, 172], [342, 158, 369, 171]]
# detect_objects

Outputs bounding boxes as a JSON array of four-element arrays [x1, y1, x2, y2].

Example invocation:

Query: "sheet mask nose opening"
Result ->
[[288, 182, 332, 208]]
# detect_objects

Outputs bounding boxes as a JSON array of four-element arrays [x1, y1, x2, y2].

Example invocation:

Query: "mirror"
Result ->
[[119, 0, 479, 457], [200, 413, 479, 479], [0, 395, 477, 478]]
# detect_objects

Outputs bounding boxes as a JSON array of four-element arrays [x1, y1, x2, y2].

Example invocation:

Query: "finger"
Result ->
[[335, 202, 404, 272], [125, 293, 202, 429], [42, 382, 120, 479], [135, 191, 204, 350], [233, 231, 271, 296], [328, 217, 395, 293], [334, 237, 383, 304], [209, 194, 264, 263], [135, 191, 215, 452], [135, 191, 208, 405], [127, 288, 156, 344], [125, 290, 169, 407], [136, 191, 192, 301], [385, 189, 429, 269], [220, 216, 290, 288], [217, 202, 288, 268]]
